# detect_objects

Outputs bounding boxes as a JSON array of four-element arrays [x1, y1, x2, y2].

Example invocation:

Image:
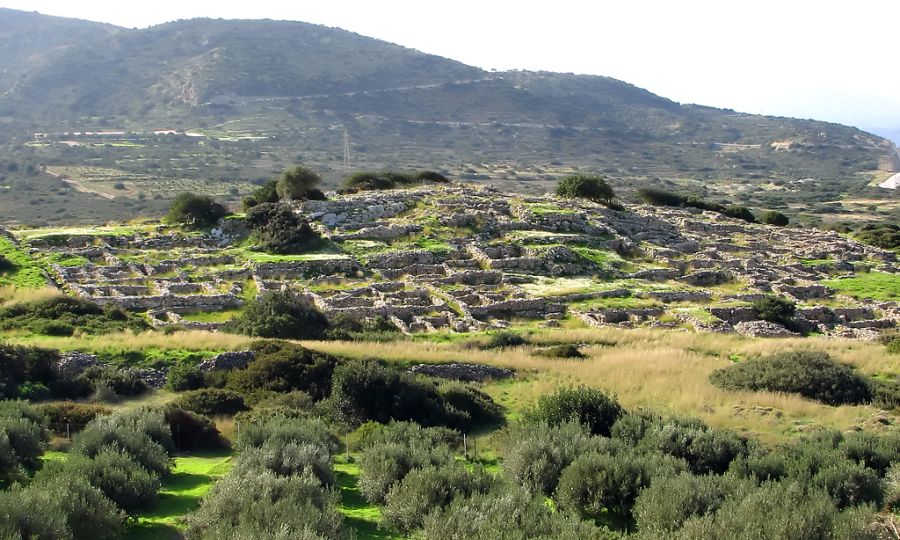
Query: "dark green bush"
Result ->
[[523, 385, 624, 437], [683, 196, 727, 213], [234, 416, 338, 454], [0, 254, 15, 272], [275, 165, 322, 200], [502, 421, 600, 495], [414, 170, 450, 183], [555, 174, 617, 207], [82, 365, 148, 400], [165, 362, 205, 392], [0, 474, 124, 540], [348, 421, 460, 452], [812, 461, 883, 509], [636, 418, 747, 475], [751, 295, 796, 323], [634, 472, 753, 533], [556, 450, 687, 520], [41, 448, 160, 513], [242, 179, 279, 209], [0, 401, 49, 486], [534, 343, 586, 359], [436, 381, 505, 428], [358, 439, 454, 504], [342, 170, 441, 192], [222, 290, 329, 340], [853, 223, 900, 250], [637, 188, 685, 206], [709, 350, 873, 406], [760, 210, 790, 226], [722, 205, 756, 223], [0, 344, 59, 399], [484, 330, 528, 349], [422, 486, 616, 540], [227, 340, 337, 400], [38, 401, 111, 434], [173, 388, 247, 417], [382, 462, 492, 533], [164, 407, 222, 452], [838, 431, 900, 475], [246, 202, 322, 254], [165, 192, 229, 228], [183, 470, 346, 540]]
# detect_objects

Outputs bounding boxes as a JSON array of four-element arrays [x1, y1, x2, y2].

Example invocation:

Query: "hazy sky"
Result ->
[[3, 0, 899, 140]]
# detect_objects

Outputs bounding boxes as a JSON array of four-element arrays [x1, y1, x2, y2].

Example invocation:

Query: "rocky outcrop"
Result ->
[[199, 351, 255, 372], [734, 320, 797, 338]]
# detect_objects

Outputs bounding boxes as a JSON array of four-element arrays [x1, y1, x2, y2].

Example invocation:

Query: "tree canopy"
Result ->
[[276, 166, 322, 200], [165, 193, 229, 228], [555, 175, 616, 207]]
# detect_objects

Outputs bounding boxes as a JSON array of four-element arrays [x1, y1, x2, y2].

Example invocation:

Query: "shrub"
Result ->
[[484, 330, 528, 349], [436, 381, 504, 428], [556, 450, 687, 519], [0, 344, 59, 399], [38, 401, 111, 434], [382, 462, 492, 533], [275, 165, 322, 200], [751, 295, 796, 323], [242, 179, 279, 209], [760, 210, 790, 226], [165, 407, 222, 452], [534, 343, 585, 359], [71, 410, 172, 476], [637, 187, 685, 206], [0, 254, 15, 272], [173, 388, 247, 417], [235, 439, 334, 486], [880, 332, 900, 355], [555, 174, 617, 207], [0, 474, 124, 540], [637, 418, 747, 475], [165, 192, 229, 228], [502, 421, 599, 495], [414, 170, 450, 183], [165, 362, 205, 391], [348, 421, 460, 452], [42, 448, 160, 513], [358, 440, 454, 503], [0, 296, 147, 336], [0, 401, 49, 485], [227, 340, 337, 400], [838, 431, 900, 475], [422, 486, 616, 540], [184, 470, 345, 540], [234, 416, 338, 454], [812, 461, 883, 509], [222, 290, 329, 340], [683, 196, 727, 213], [634, 472, 753, 533], [709, 350, 873, 405], [246, 202, 322, 254], [523, 385, 624, 437], [853, 223, 900, 250], [722, 205, 756, 223], [82, 365, 148, 400]]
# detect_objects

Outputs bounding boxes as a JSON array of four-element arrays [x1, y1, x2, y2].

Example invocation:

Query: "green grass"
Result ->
[[180, 309, 242, 323], [822, 272, 900, 301], [0, 236, 46, 288], [124, 450, 234, 539], [334, 458, 404, 540]]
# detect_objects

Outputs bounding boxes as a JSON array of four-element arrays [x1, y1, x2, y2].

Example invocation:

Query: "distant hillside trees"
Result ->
[[555, 175, 617, 208], [165, 193, 229, 228]]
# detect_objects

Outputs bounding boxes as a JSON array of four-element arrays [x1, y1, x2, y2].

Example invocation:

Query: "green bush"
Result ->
[[165, 362, 205, 392], [0, 344, 59, 399], [414, 170, 450, 183], [523, 385, 624, 437], [275, 165, 322, 200], [173, 388, 247, 417], [165, 192, 229, 228], [223, 290, 329, 340], [246, 202, 322, 254], [342, 170, 442, 192], [709, 350, 873, 406], [556, 450, 687, 520], [502, 421, 599, 495], [637, 188, 685, 206], [82, 365, 148, 400], [38, 401, 111, 433], [555, 174, 617, 207], [235, 439, 334, 486], [234, 416, 338, 454], [0, 401, 49, 486], [534, 344, 586, 359], [348, 421, 459, 452], [358, 440, 454, 503], [242, 179, 279, 209], [634, 472, 753, 534], [0, 474, 124, 540], [722, 205, 756, 223], [382, 462, 492, 533], [436, 381, 505, 428], [422, 486, 616, 540], [853, 223, 900, 250], [751, 295, 796, 323], [760, 210, 790, 226], [0, 297, 148, 338], [484, 330, 528, 349], [184, 470, 346, 540], [0, 254, 15, 273], [812, 461, 883, 509], [41, 448, 160, 513], [71, 410, 172, 476], [227, 340, 337, 400], [165, 407, 222, 452], [636, 418, 747, 475], [880, 332, 900, 355]]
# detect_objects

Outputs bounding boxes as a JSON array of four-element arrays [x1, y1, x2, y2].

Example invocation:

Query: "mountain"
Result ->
[[0, 9, 896, 227]]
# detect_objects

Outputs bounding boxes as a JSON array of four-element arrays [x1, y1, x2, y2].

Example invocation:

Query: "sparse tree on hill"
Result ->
[[276, 166, 322, 200], [556, 174, 617, 207], [165, 193, 229, 228], [760, 210, 790, 227]]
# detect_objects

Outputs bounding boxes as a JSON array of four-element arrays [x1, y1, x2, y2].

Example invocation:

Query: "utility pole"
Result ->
[[343, 128, 351, 170]]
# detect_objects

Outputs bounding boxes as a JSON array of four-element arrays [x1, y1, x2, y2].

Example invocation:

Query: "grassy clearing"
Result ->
[[124, 450, 234, 539], [180, 309, 242, 323], [9, 330, 253, 353], [303, 327, 900, 443], [822, 272, 900, 301], [0, 236, 46, 288], [334, 457, 403, 540]]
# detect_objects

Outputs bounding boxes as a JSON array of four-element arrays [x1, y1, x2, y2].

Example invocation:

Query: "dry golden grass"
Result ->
[[303, 327, 899, 443], [0, 286, 62, 307], [10, 330, 254, 352]]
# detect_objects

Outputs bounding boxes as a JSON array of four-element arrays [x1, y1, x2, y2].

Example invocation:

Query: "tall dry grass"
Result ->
[[0, 286, 62, 307], [10, 330, 254, 352]]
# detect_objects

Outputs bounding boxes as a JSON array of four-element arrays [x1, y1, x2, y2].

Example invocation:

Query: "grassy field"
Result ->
[[823, 271, 900, 301], [124, 450, 234, 540], [0, 236, 47, 288]]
